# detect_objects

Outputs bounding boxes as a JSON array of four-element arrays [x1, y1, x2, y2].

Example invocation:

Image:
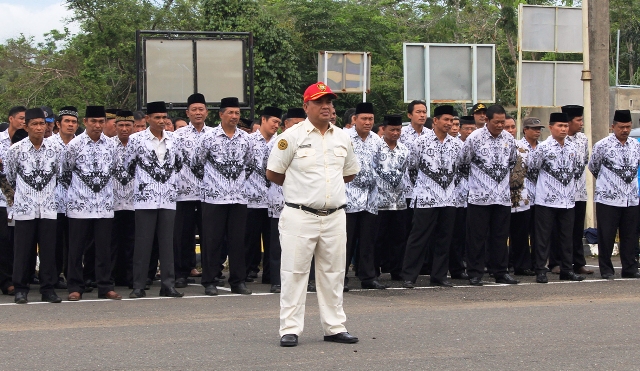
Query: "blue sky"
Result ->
[[0, 0, 80, 43]]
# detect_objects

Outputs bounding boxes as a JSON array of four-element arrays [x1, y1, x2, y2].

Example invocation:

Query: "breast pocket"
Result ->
[[331, 146, 347, 169], [294, 148, 316, 172]]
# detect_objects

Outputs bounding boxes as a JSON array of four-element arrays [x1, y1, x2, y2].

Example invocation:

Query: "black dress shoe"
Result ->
[[270, 284, 281, 293], [495, 274, 519, 284], [621, 272, 640, 278], [247, 270, 259, 279], [361, 280, 387, 289], [559, 272, 585, 281], [186, 278, 196, 284], [280, 334, 298, 347], [450, 272, 469, 279], [175, 278, 188, 288], [41, 292, 62, 303], [536, 273, 548, 283], [245, 276, 255, 283], [342, 284, 349, 292], [54, 279, 68, 290], [83, 280, 94, 293], [514, 269, 536, 276], [469, 277, 483, 286], [204, 284, 218, 296], [146, 278, 153, 287], [30, 276, 40, 285], [324, 332, 359, 344], [430, 279, 454, 287], [213, 278, 225, 287], [230, 283, 252, 295], [129, 289, 146, 298], [601, 273, 615, 280], [308, 280, 316, 292], [14, 292, 28, 304], [159, 287, 184, 297], [402, 281, 415, 289]]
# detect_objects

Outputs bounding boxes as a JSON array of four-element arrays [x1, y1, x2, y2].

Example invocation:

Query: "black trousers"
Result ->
[[374, 210, 407, 277], [173, 201, 202, 279], [448, 207, 467, 276], [534, 206, 574, 275], [55, 213, 69, 279], [402, 207, 455, 282], [0, 207, 13, 292], [200, 203, 247, 287], [549, 201, 587, 270], [244, 207, 271, 282], [345, 211, 378, 284], [13, 219, 57, 294], [269, 218, 281, 285], [67, 218, 114, 295], [596, 203, 639, 276], [509, 209, 533, 271], [111, 210, 135, 286], [148, 236, 160, 280], [466, 204, 511, 279], [132, 209, 176, 290], [82, 240, 95, 283]]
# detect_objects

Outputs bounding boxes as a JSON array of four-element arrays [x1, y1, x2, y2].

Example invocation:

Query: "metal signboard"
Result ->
[[520, 61, 583, 107], [520, 5, 583, 53], [318, 51, 371, 101]]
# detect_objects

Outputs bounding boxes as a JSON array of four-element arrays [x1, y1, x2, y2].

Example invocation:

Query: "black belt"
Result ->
[[285, 203, 346, 217]]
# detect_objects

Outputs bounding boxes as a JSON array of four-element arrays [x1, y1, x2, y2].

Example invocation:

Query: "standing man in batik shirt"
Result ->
[[245, 106, 282, 284], [193, 97, 253, 296], [589, 110, 640, 279], [373, 115, 410, 281], [172, 93, 213, 288], [344, 102, 384, 291], [528, 112, 585, 284], [457, 105, 519, 286]]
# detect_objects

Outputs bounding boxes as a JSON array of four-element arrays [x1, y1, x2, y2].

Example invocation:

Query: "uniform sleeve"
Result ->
[[5, 147, 16, 188], [342, 139, 360, 177], [457, 136, 473, 165], [190, 135, 207, 180], [527, 144, 542, 172], [587, 142, 602, 178], [266, 134, 295, 174], [407, 138, 420, 172], [122, 137, 138, 176], [508, 138, 518, 170]]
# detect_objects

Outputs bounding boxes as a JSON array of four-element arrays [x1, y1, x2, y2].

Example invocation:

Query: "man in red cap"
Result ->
[[267, 82, 361, 347]]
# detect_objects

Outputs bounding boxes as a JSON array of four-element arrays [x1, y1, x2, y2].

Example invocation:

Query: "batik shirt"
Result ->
[[527, 137, 581, 209], [519, 138, 539, 206], [266, 139, 284, 218], [457, 126, 517, 207], [376, 140, 410, 211], [245, 131, 276, 209], [409, 130, 462, 208], [345, 130, 382, 214], [61, 132, 117, 219], [111, 136, 134, 211], [566, 132, 589, 202], [0, 131, 11, 208], [5, 137, 61, 220], [588, 134, 640, 207], [510, 139, 531, 213], [123, 128, 182, 210], [192, 126, 253, 205], [49, 134, 73, 214], [399, 125, 429, 200], [172, 123, 213, 202], [453, 161, 470, 208]]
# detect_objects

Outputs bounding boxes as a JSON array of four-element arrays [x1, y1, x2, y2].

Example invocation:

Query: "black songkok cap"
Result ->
[[188, 93, 206, 107], [434, 105, 455, 117], [105, 108, 119, 119], [614, 109, 632, 123], [85, 106, 106, 118], [549, 112, 569, 123], [355, 102, 374, 115], [459, 116, 475, 125], [561, 105, 584, 120], [58, 106, 78, 119], [383, 115, 403, 126], [286, 108, 306, 119], [146, 101, 167, 115], [262, 106, 282, 119], [220, 97, 240, 109], [25, 108, 46, 123], [11, 128, 28, 144], [116, 110, 135, 122]]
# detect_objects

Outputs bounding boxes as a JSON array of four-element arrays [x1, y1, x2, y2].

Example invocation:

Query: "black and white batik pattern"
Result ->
[[192, 126, 253, 205], [266, 138, 284, 218], [0, 130, 11, 208], [453, 162, 470, 208], [510, 140, 531, 213], [345, 130, 382, 214], [172, 123, 213, 202], [111, 137, 135, 211], [5, 137, 61, 220], [123, 129, 182, 210], [588, 134, 640, 207], [519, 138, 539, 206], [245, 131, 274, 209], [409, 130, 462, 208], [49, 134, 72, 214], [376, 141, 410, 211], [566, 132, 589, 202], [399, 125, 429, 200], [457, 126, 517, 207], [61, 132, 116, 218], [527, 137, 581, 209]]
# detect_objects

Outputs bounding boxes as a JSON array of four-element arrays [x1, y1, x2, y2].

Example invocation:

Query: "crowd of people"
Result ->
[[0, 84, 638, 307]]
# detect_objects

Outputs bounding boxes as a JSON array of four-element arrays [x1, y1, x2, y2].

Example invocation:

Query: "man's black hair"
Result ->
[[133, 111, 145, 121], [407, 100, 427, 114], [486, 105, 506, 120], [342, 108, 356, 128], [8, 106, 27, 120]]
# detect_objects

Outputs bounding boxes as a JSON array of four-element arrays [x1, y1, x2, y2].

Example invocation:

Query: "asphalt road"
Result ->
[[1, 257, 639, 370]]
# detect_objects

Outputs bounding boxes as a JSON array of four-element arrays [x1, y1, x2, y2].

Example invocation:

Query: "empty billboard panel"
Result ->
[[145, 39, 194, 103], [521, 61, 583, 107], [520, 5, 582, 53], [197, 39, 245, 103], [429, 46, 472, 101]]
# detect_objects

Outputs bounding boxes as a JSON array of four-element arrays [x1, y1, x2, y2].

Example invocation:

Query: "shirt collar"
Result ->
[[302, 119, 334, 135], [82, 131, 108, 144], [146, 127, 168, 142]]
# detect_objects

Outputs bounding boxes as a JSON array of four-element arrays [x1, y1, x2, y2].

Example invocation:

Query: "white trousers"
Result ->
[[278, 206, 348, 337]]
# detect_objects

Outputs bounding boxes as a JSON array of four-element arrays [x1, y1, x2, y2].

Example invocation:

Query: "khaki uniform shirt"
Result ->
[[267, 119, 360, 210]]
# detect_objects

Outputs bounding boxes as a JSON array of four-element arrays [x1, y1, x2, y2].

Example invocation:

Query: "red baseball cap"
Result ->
[[303, 82, 338, 103]]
